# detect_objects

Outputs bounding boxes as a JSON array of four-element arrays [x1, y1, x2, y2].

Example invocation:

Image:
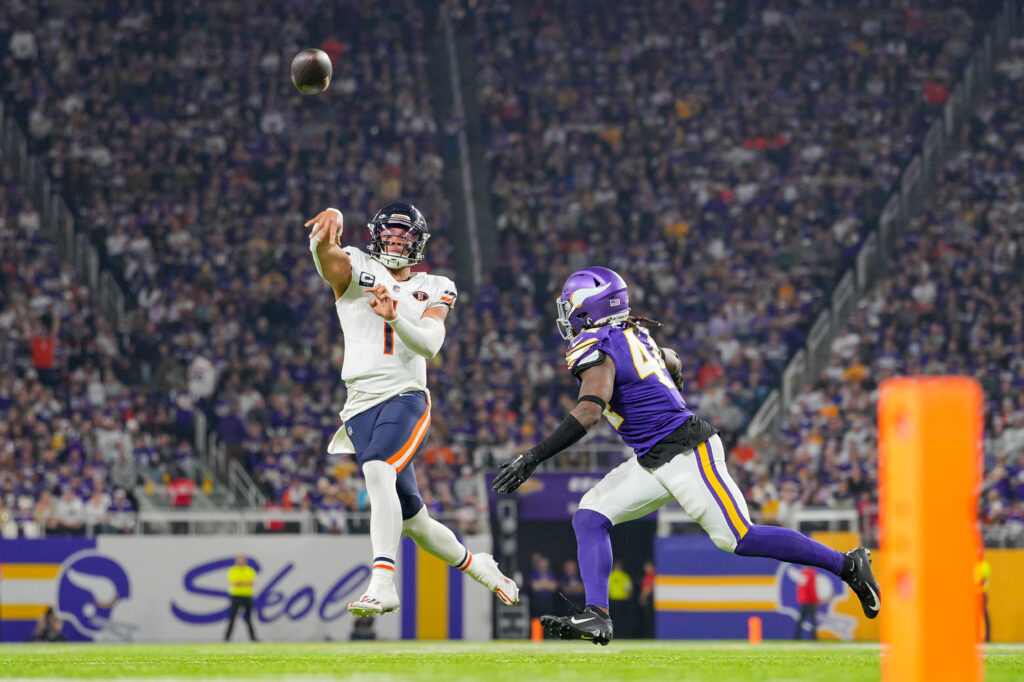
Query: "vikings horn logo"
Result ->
[[56, 551, 136, 641]]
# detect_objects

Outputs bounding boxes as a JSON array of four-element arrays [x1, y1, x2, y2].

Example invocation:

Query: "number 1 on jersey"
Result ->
[[383, 301, 398, 355]]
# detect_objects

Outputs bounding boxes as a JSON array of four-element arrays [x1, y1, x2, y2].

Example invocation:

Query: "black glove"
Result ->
[[491, 450, 540, 494]]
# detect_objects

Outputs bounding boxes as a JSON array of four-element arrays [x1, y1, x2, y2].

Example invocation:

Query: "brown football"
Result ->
[[291, 49, 332, 95]]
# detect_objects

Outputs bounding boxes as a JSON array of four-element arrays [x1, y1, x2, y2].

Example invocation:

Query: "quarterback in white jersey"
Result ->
[[306, 202, 518, 616]]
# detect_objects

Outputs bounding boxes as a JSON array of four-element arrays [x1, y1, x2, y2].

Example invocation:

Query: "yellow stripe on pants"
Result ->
[[698, 442, 749, 538]]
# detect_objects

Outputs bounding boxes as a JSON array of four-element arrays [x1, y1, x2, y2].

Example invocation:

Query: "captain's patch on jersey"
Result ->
[[412, 290, 429, 301], [359, 272, 376, 287]]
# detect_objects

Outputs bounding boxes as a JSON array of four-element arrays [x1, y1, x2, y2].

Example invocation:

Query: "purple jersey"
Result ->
[[565, 324, 693, 457]]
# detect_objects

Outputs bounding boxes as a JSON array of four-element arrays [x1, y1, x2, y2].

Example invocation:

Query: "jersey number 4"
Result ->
[[624, 328, 676, 390], [383, 302, 398, 354]]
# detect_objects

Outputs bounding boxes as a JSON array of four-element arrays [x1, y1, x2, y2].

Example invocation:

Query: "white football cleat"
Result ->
[[347, 580, 400, 616], [467, 553, 519, 606]]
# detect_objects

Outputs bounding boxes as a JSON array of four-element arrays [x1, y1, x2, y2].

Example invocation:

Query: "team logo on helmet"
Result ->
[[56, 550, 136, 641], [556, 267, 630, 340]]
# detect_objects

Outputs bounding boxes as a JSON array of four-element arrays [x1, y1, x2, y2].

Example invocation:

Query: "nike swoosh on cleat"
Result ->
[[569, 615, 595, 625], [865, 584, 880, 611]]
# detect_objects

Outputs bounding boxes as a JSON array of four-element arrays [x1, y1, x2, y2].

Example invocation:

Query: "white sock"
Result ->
[[363, 460, 401, 585], [402, 506, 473, 571]]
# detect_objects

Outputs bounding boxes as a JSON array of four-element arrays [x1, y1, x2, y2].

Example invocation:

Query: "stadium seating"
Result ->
[[469, 0, 997, 435], [0, 155, 197, 537], [767, 40, 1024, 541], [0, 0, 1015, 541]]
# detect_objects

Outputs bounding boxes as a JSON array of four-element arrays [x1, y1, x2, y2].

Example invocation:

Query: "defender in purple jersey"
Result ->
[[492, 266, 880, 645]]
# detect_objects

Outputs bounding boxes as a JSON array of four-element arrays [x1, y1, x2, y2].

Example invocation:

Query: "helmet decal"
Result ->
[[556, 267, 630, 340], [569, 281, 611, 310]]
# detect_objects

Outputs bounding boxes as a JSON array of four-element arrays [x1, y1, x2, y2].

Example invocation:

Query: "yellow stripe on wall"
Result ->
[[655, 575, 775, 587], [655, 601, 776, 612], [698, 443, 749, 538], [0, 564, 61, 580], [0, 604, 50, 620], [416, 547, 448, 639]]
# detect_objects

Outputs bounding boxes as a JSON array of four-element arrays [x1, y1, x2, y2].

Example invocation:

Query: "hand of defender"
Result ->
[[306, 207, 344, 244], [366, 284, 398, 321], [492, 450, 540, 494]]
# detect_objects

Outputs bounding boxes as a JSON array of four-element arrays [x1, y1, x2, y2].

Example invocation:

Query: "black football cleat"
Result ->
[[540, 606, 614, 646], [842, 547, 880, 619]]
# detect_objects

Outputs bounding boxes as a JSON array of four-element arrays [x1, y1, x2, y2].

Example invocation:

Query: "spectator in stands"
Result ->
[[33, 490, 57, 535], [54, 487, 84, 536], [83, 489, 111, 534], [107, 489, 136, 535]]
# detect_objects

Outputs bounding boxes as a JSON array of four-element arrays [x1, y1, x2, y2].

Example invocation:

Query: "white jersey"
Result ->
[[331, 247, 457, 421]]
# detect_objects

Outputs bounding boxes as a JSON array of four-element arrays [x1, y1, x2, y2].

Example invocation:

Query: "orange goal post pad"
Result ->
[[878, 376, 983, 682]]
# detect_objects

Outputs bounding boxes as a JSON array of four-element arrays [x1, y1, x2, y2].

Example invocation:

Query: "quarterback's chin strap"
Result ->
[[387, 311, 446, 358]]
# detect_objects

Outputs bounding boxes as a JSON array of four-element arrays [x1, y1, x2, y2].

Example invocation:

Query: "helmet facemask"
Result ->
[[368, 222, 430, 269], [366, 204, 431, 270]]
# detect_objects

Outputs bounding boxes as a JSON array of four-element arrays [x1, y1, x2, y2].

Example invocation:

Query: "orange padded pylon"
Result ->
[[879, 377, 983, 682]]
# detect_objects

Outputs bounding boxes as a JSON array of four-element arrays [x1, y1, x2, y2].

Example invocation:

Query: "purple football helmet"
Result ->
[[556, 266, 630, 340]]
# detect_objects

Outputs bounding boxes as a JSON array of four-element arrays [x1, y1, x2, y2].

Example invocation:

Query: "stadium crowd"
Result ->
[[0, 156, 180, 537], [471, 0, 996, 435], [0, 0, 1017, 539], [735, 39, 1024, 543]]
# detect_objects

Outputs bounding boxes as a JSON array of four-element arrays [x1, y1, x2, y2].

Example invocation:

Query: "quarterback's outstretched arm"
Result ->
[[492, 359, 615, 494], [306, 207, 352, 299]]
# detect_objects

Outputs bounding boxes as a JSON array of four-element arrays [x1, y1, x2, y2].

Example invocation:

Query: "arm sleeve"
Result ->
[[310, 238, 327, 280], [387, 311, 446, 358]]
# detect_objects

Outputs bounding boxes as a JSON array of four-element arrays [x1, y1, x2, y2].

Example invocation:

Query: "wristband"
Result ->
[[531, 414, 587, 463]]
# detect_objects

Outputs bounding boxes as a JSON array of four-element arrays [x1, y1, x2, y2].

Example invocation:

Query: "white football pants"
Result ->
[[577, 433, 753, 551]]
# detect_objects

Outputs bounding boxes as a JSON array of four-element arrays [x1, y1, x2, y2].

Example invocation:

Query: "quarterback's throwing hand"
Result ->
[[306, 207, 344, 245], [492, 451, 540, 494], [366, 284, 398, 321]]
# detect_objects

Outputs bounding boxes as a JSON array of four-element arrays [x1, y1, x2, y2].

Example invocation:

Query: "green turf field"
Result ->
[[1, 641, 1022, 681]]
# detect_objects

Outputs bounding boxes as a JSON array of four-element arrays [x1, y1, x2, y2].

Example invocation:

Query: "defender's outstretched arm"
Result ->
[[492, 359, 615, 494]]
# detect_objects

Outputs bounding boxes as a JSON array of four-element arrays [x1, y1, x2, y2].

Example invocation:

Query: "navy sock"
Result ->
[[735, 524, 845, 576], [573, 509, 613, 610]]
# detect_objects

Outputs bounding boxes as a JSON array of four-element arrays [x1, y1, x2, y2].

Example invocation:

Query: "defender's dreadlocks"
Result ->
[[592, 314, 662, 332]]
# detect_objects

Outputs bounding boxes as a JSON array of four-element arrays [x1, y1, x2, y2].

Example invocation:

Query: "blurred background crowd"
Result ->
[[0, 0, 1020, 544]]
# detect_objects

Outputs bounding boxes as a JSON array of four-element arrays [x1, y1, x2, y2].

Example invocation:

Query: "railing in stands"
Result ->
[[1, 509, 481, 538], [745, 0, 1022, 443]]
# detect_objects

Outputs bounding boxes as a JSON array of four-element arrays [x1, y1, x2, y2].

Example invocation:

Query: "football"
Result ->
[[291, 48, 332, 94]]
